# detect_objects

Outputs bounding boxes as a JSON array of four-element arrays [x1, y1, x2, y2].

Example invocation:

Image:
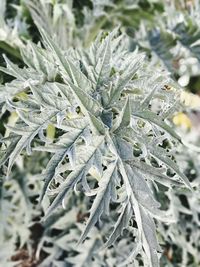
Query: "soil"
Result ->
[[11, 249, 38, 267]]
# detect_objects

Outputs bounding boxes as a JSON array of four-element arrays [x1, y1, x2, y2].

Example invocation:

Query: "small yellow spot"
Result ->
[[173, 112, 192, 129], [46, 124, 55, 140], [15, 92, 28, 100], [5, 112, 18, 137]]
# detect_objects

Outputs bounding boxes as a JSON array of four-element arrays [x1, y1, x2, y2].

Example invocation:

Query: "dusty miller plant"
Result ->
[[0, 25, 194, 266]]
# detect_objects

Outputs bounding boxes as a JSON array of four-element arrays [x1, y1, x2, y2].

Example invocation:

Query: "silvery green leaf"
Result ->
[[40, 129, 86, 201], [88, 112, 106, 135], [93, 148, 103, 176], [58, 118, 88, 131], [30, 85, 68, 112], [55, 83, 74, 106], [40, 28, 92, 91], [150, 146, 192, 190], [113, 97, 131, 132], [67, 144, 76, 168], [0, 55, 27, 80], [21, 42, 58, 81], [81, 127, 92, 146], [105, 201, 132, 247], [100, 109, 113, 128], [138, 207, 161, 267], [66, 233, 102, 267], [109, 54, 145, 105], [128, 159, 182, 187], [79, 160, 118, 243], [0, 135, 20, 166], [118, 162, 160, 267], [6, 98, 40, 111], [127, 166, 161, 211], [67, 80, 102, 116], [45, 136, 104, 216], [6, 110, 58, 175], [113, 136, 133, 161], [95, 32, 112, 89], [132, 110, 181, 141]]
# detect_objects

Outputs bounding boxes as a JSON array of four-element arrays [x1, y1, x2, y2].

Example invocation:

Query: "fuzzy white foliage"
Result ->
[[0, 26, 193, 266]]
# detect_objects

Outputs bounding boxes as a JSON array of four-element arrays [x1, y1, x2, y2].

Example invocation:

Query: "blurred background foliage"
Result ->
[[2, 0, 200, 92], [1, 0, 200, 266]]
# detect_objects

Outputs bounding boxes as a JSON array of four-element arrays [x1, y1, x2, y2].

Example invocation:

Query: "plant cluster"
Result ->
[[0, 1, 200, 267]]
